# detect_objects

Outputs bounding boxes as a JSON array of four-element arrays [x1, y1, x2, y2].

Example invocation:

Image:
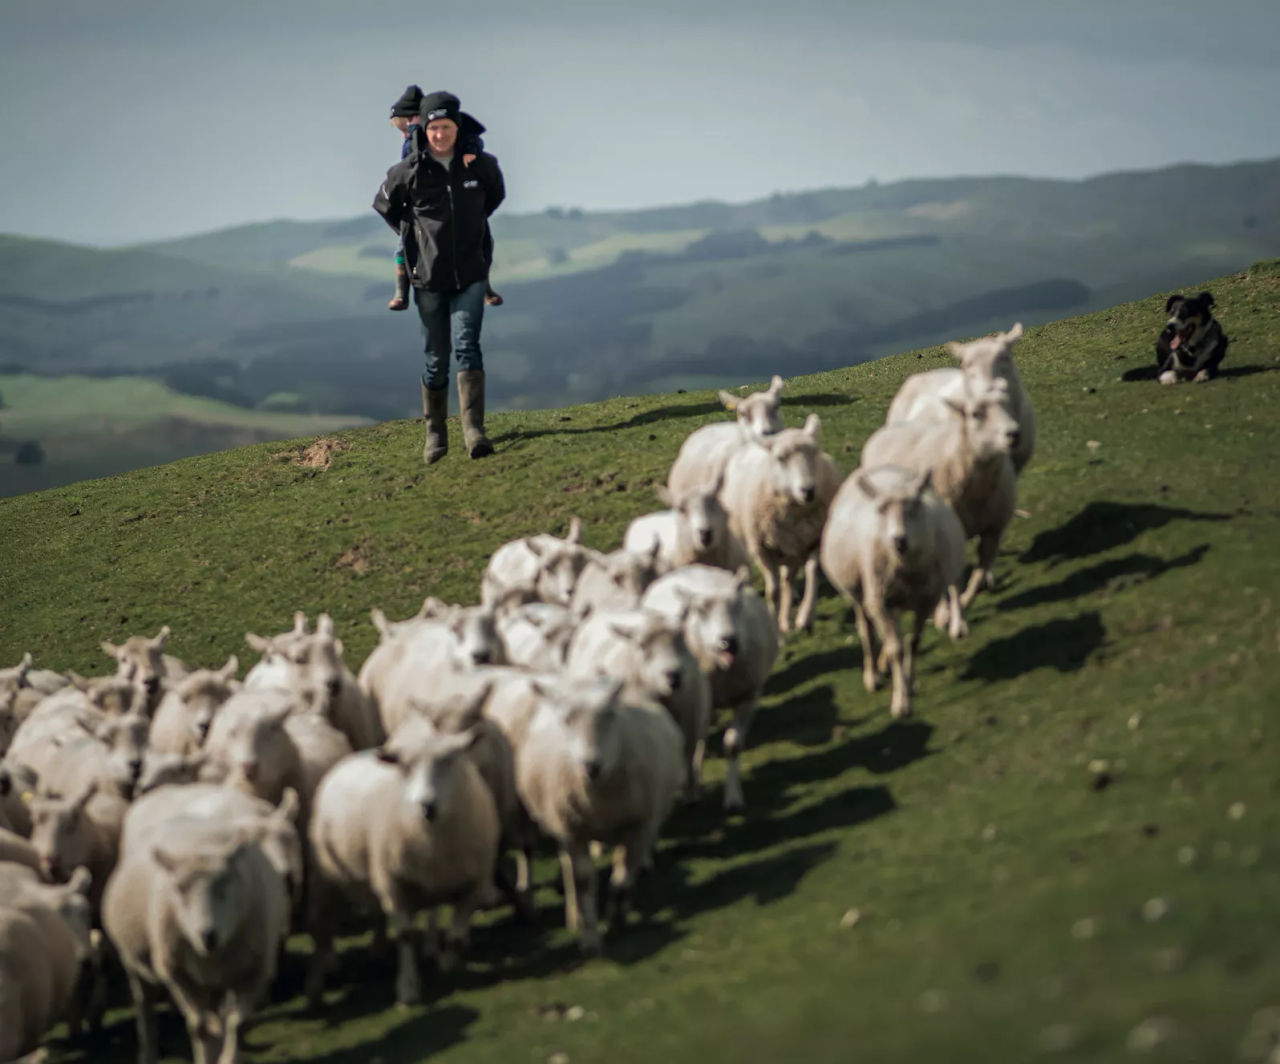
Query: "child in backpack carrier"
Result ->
[[387, 85, 503, 311]]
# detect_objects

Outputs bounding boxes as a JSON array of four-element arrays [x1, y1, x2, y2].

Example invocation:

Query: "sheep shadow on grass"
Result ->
[[997, 544, 1210, 612], [961, 611, 1106, 682], [1019, 501, 1231, 567]]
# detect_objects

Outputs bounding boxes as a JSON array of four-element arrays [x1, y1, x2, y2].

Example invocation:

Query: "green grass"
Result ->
[[3, 261, 1280, 1062]]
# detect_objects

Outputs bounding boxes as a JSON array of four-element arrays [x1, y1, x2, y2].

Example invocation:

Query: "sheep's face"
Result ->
[[153, 845, 248, 957], [101, 626, 170, 701], [450, 610, 504, 668], [220, 708, 291, 795], [96, 712, 149, 798], [29, 792, 94, 883], [536, 549, 589, 607], [948, 324, 1022, 395], [389, 723, 477, 824], [959, 387, 1020, 461], [722, 375, 785, 437], [172, 674, 238, 746], [561, 690, 624, 783], [633, 624, 688, 701], [684, 594, 742, 670], [767, 422, 824, 506], [857, 471, 934, 563], [677, 488, 728, 553], [278, 635, 346, 710]]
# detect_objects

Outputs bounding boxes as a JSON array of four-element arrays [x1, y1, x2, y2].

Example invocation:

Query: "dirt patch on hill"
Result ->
[[276, 436, 350, 471], [335, 536, 372, 575]]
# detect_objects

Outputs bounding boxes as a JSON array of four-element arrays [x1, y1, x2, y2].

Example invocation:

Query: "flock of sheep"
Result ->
[[0, 321, 1036, 1064]]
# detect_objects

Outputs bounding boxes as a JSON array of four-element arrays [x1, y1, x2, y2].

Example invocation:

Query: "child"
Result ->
[[387, 85, 503, 310]]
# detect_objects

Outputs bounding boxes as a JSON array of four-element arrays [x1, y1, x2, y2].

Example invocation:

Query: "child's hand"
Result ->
[[463, 154, 477, 167]]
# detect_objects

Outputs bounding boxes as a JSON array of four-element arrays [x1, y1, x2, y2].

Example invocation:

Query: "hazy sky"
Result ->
[[2, 0, 1277, 246]]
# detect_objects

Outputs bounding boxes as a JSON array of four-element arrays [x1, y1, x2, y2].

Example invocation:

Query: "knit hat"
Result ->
[[419, 90, 461, 127], [389, 85, 423, 119]]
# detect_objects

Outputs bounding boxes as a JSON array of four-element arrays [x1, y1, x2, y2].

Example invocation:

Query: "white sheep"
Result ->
[[103, 816, 289, 1064], [885, 323, 1035, 474], [148, 656, 240, 755], [0, 865, 95, 1060], [718, 414, 842, 632], [516, 677, 684, 955], [307, 716, 499, 1006], [493, 602, 579, 671], [567, 544, 663, 614], [862, 381, 1020, 608], [0, 824, 40, 872], [641, 565, 779, 810], [564, 608, 711, 795], [666, 375, 787, 498], [480, 517, 595, 608], [99, 625, 191, 714], [0, 759, 37, 837], [28, 780, 129, 913], [623, 474, 749, 575], [820, 466, 968, 718], [200, 688, 309, 813]]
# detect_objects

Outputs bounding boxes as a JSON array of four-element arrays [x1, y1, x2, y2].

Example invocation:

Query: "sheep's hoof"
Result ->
[[1194, 369, 1211, 383], [862, 672, 880, 694]]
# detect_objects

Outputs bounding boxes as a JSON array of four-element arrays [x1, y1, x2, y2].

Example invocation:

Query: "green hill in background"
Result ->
[[3, 260, 1279, 1063]]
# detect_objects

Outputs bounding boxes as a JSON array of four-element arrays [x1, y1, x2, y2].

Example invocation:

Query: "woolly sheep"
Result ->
[[0, 759, 37, 837], [307, 717, 499, 1005], [103, 816, 289, 1064], [718, 414, 841, 632], [516, 678, 684, 955], [623, 474, 748, 575], [0, 866, 94, 1060], [564, 608, 711, 795], [0, 824, 40, 872], [862, 381, 1020, 608], [885, 323, 1035, 474], [245, 612, 383, 751], [148, 656, 240, 755], [567, 544, 663, 614], [666, 375, 787, 497], [493, 602, 579, 671], [820, 466, 968, 718], [99, 625, 191, 715], [200, 688, 308, 813], [9, 699, 151, 803], [480, 517, 595, 608], [642, 565, 779, 810], [28, 780, 129, 912]]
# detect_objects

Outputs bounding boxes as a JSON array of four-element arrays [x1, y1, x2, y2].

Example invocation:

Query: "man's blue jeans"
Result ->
[[414, 281, 487, 391]]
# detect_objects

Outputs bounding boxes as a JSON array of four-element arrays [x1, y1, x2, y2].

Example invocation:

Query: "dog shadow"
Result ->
[[1019, 500, 1231, 566]]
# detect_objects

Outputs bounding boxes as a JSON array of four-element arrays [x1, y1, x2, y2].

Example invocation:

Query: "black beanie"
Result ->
[[389, 85, 424, 119], [419, 90, 461, 126]]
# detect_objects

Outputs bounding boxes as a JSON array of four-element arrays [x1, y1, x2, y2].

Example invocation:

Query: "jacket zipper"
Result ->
[[446, 174, 461, 290]]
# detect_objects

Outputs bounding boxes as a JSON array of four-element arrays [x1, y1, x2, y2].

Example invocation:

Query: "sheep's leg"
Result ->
[[687, 736, 706, 799], [850, 601, 880, 693], [304, 876, 338, 1009], [904, 608, 927, 700], [777, 562, 794, 633], [168, 979, 220, 1064], [562, 842, 602, 955], [935, 585, 968, 640], [722, 701, 755, 810], [759, 560, 779, 623], [126, 970, 160, 1064], [794, 555, 820, 632], [607, 825, 654, 926], [215, 994, 246, 1064], [373, 877, 423, 1005], [558, 848, 581, 932], [441, 888, 482, 971], [865, 600, 908, 718], [961, 531, 1002, 609]]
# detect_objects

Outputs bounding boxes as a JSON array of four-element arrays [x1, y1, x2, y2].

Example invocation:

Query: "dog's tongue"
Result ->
[[1170, 334, 1182, 350]]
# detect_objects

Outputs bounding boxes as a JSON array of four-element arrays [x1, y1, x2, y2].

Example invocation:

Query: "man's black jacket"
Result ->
[[373, 148, 505, 292]]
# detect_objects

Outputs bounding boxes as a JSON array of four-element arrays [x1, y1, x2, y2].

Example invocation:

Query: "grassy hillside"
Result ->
[[2, 261, 1280, 1062]]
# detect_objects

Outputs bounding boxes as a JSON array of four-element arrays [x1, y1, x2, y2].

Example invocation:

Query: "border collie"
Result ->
[[1155, 291, 1228, 384]]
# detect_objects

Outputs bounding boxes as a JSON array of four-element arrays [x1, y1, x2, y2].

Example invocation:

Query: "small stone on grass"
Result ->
[[1126, 1015, 1176, 1053], [1141, 897, 1171, 923], [840, 908, 863, 929], [1071, 917, 1099, 941]]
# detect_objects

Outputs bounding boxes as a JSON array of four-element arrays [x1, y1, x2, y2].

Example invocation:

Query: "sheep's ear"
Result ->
[[333, 638, 344, 658], [69, 780, 97, 813], [1198, 291, 1215, 307], [941, 396, 965, 418], [316, 614, 335, 638], [769, 374, 785, 395], [100, 641, 120, 659], [524, 538, 545, 559], [370, 608, 391, 639], [463, 681, 494, 718], [1164, 293, 1185, 313], [944, 341, 965, 359], [219, 655, 239, 680], [1005, 322, 1023, 342], [263, 702, 294, 728], [655, 484, 673, 506], [292, 611, 308, 635], [275, 787, 301, 824], [67, 866, 93, 897], [375, 745, 400, 765], [803, 413, 821, 438], [606, 620, 634, 640], [152, 625, 171, 649], [16, 652, 33, 679], [912, 469, 934, 499], [734, 565, 752, 590], [709, 468, 725, 495], [245, 632, 271, 654], [151, 845, 181, 874], [566, 516, 583, 544], [854, 471, 878, 500], [718, 390, 739, 411]]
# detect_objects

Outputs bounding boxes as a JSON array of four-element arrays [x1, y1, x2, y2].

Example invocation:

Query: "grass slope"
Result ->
[[2, 262, 1280, 1063]]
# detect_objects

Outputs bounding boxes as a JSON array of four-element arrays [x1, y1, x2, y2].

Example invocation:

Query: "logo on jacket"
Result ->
[[463, 179, 480, 189]]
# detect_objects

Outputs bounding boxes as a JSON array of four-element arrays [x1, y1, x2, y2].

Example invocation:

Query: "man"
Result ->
[[373, 90, 506, 462]]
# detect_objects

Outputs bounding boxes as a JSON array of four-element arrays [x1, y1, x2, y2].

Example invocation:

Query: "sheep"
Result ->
[[200, 688, 309, 809], [9, 700, 151, 804], [103, 817, 289, 1064], [0, 824, 40, 872], [493, 602, 579, 671], [642, 565, 779, 810], [862, 381, 1020, 609], [480, 517, 595, 608], [0, 684, 16, 758], [100, 625, 191, 715], [885, 323, 1035, 474], [0, 759, 37, 837], [245, 613, 383, 751], [564, 608, 711, 795], [623, 474, 748, 575], [135, 749, 210, 795], [27, 780, 129, 913], [1, 652, 68, 728], [567, 544, 663, 614], [516, 677, 684, 955], [0, 866, 95, 1061], [666, 375, 787, 498], [717, 414, 842, 633], [820, 466, 968, 718], [148, 656, 240, 755], [307, 716, 499, 1006]]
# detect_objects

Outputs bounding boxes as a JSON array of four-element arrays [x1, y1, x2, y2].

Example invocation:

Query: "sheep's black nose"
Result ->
[[327, 677, 342, 695], [202, 929, 219, 951], [666, 670, 682, 691], [145, 677, 161, 693], [583, 759, 602, 781], [421, 801, 438, 822], [1007, 430, 1021, 448], [472, 650, 491, 665], [698, 529, 713, 547], [801, 486, 816, 503], [893, 535, 908, 554]]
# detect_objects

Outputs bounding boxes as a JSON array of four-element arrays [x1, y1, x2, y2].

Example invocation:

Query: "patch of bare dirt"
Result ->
[[335, 537, 372, 574], [275, 437, 350, 470]]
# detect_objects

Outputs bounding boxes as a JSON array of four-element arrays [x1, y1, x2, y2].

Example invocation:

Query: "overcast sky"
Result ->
[[2, 0, 1277, 246]]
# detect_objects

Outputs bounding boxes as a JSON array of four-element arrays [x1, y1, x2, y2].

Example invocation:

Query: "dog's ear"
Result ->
[[1197, 291, 1215, 308], [1164, 294, 1185, 313]]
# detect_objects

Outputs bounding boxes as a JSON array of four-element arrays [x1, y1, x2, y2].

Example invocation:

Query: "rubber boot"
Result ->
[[388, 262, 410, 311], [456, 370, 494, 459], [421, 381, 448, 464]]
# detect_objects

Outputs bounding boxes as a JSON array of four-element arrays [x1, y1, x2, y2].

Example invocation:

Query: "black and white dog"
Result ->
[[1154, 291, 1228, 384]]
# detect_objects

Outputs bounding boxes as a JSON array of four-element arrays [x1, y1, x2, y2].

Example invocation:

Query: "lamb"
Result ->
[[666, 375, 787, 498], [820, 466, 968, 718], [103, 816, 289, 1064], [480, 517, 595, 608], [200, 688, 309, 813], [307, 717, 499, 1006], [100, 625, 191, 714], [516, 677, 684, 955], [9, 697, 151, 803], [567, 544, 663, 613], [148, 656, 241, 755], [0, 866, 95, 1061], [623, 474, 748, 575], [862, 381, 1020, 609], [245, 612, 382, 750], [885, 323, 1035, 474], [564, 608, 711, 795], [717, 414, 842, 632], [28, 780, 129, 912], [493, 602, 579, 671], [642, 565, 779, 810]]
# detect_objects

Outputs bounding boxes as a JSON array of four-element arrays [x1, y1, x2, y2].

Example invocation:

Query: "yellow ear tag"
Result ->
[[21, 791, 34, 804]]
